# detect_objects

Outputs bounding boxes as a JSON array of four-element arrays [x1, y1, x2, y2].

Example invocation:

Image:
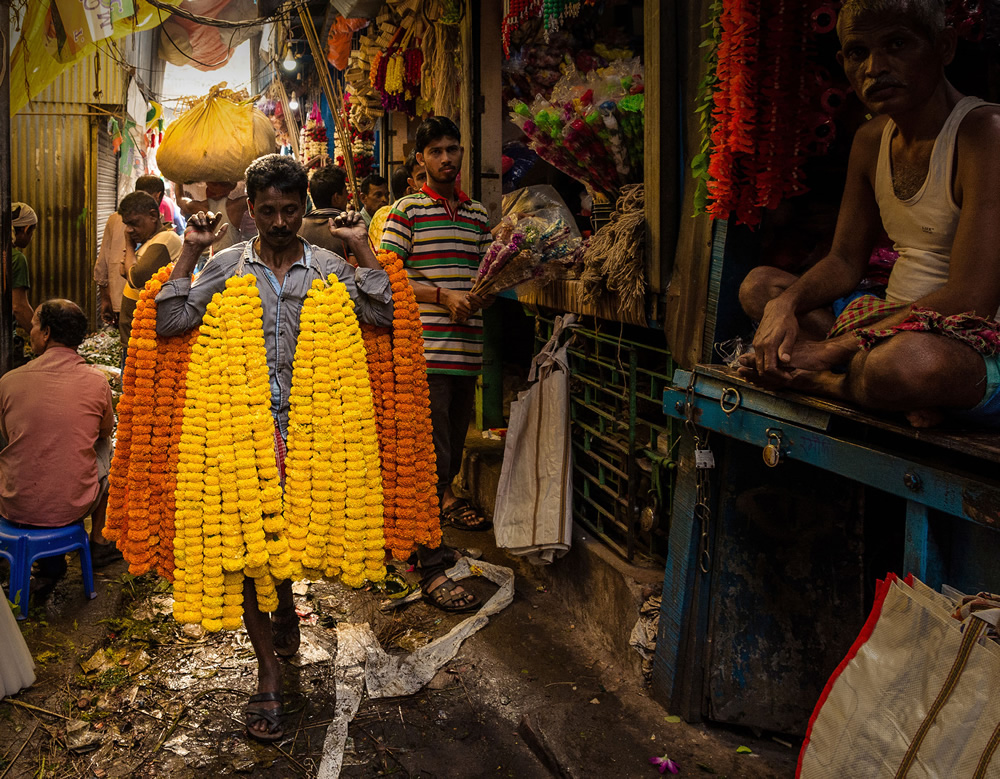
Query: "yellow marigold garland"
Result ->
[[362, 250, 442, 560], [284, 276, 386, 588], [172, 275, 286, 630]]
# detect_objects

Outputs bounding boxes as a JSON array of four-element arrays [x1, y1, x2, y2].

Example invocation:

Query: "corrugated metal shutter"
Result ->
[[10, 108, 92, 320], [95, 127, 118, 258]]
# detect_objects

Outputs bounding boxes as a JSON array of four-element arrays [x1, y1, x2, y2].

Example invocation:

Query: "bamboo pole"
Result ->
[[297, 4, 359, 208], [273, 76, 301, 159]]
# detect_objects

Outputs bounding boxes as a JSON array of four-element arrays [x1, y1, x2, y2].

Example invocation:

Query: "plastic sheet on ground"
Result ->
[[317, 558, 514, 779]]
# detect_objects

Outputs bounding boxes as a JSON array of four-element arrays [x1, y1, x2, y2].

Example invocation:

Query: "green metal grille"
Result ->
[[535, 315, 676, 564]]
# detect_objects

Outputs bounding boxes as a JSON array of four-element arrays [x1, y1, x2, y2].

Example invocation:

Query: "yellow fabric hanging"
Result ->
[[9, 0, 182, 117]]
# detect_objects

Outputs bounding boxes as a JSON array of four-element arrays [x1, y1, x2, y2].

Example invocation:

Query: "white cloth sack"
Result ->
[[493, 314, 576, 564], [0, 591, 34, 699], [798, 574, 1000, 778]]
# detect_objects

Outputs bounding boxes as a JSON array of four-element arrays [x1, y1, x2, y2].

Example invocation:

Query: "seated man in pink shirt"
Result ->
[[0, 300, 116, 598]]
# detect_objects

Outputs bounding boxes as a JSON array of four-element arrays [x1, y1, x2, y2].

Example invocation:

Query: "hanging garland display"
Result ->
[[299, 103, 330, 169], [361, 251, 442, 561], [502, 0, 597, 56], [104, 266, 197, 580], [345, 1, 462, 121], [334, 91, 376, 179], [701, 0, 845, 227], [108, 269, 398, 633]]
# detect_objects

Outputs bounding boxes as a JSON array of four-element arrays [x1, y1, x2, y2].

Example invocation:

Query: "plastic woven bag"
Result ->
[[156, 86, 276, 184], [798, 574, 1000, 778], [493, 314, 576, 565]]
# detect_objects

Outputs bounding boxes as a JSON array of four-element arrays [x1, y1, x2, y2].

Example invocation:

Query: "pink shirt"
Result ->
[[0, 347, 113, 526]]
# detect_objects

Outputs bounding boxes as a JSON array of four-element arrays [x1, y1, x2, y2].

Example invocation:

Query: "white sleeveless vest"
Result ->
[[876, 96, 991, 308]]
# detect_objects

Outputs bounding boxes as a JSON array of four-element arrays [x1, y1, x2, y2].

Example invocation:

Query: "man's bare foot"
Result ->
[[905, 408, 945, 428]]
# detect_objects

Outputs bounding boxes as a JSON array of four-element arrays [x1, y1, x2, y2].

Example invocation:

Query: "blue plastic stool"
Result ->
[[0, 518, 96, 619]]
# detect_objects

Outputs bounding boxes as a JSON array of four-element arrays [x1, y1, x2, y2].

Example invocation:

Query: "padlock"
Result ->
[[640, 490, 659, 532], [762, 429, 784, 468]]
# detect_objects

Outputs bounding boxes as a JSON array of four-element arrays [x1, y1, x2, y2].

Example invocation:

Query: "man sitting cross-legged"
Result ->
[[738, 0, 1000, 428]]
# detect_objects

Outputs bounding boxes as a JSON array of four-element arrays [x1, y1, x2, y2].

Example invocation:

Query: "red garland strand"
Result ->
[[705, 0, 844, 227]]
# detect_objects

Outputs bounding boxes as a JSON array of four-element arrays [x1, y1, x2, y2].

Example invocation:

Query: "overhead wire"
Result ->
[[143, 0, 308, 29]]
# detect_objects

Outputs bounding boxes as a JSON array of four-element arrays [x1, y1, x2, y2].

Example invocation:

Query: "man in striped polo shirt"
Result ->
[[381, 116, 492, 613]]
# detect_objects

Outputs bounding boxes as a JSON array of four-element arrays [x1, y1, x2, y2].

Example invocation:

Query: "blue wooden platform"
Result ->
[[651, 364, 1000, 731]]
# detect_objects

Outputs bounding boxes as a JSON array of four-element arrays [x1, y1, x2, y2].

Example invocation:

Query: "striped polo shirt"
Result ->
[[380, 184, 491, 376]]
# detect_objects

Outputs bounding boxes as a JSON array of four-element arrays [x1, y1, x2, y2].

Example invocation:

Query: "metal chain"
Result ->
[[684, 373, 713, 574]]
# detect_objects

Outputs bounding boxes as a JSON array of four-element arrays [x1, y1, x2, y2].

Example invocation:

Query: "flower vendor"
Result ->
[[155, 153, 393, 743], [380, 116, 494, 613], [299, 164, 349, 259], [9, 202, 36, 367], [118, 191, 183, 344], [736, 0, 1000, 430]]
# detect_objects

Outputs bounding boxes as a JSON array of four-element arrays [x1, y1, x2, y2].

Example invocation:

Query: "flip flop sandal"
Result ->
[[244, 691, 284, 743], [423, 578, 482, 613], [440, 499, 492, 532], [271, 612, 301, 658]]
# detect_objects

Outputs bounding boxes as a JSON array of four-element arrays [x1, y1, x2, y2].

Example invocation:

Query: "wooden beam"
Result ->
[[644, 0, 679, 294], [0, 0, 13, 374]]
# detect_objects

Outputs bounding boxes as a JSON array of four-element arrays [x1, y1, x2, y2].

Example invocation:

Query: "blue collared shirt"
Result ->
[[156, 239, 393, 435]]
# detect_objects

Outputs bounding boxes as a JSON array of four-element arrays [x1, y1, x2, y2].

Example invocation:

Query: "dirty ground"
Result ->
[[1, 532, 799, 778]]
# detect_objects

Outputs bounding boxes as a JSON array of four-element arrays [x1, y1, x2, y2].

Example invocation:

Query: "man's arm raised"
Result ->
[[751, 119, 884, 378]]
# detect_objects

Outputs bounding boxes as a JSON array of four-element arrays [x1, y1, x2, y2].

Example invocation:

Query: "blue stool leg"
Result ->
[[78, 538, 96, 600], [12, 534, 31, 620]]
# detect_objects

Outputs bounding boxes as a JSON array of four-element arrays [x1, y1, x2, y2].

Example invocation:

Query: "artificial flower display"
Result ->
[[361, 251, 442, 560], [105, 266, 197, 580], [284, 276, 387, 588]]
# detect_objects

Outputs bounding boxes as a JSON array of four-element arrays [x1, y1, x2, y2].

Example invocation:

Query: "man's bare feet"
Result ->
[[905, 408, 945, 428]]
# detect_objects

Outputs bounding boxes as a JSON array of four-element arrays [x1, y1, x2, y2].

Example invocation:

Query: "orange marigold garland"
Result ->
[[362, 250, 442, 560], [361, 324, 397, 548], [105, 266, 196, 579]]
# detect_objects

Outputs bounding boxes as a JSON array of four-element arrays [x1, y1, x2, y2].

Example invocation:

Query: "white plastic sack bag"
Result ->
[[0, 595, 34, 699], [798, 573, 1000, 778], [493, 314, 576, 564]]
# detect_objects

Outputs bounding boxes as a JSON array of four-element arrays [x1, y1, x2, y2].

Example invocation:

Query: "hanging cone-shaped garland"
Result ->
[[284, 276, 387, 588], [105, 266, 197, 580], [362, 250, 442, 561]]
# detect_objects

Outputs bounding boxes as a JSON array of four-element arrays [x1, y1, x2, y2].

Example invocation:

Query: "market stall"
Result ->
[[651, 0, 1000, 740]]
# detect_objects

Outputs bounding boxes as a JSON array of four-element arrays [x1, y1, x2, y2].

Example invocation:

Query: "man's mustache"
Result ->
[[865, 78, 904, 97]]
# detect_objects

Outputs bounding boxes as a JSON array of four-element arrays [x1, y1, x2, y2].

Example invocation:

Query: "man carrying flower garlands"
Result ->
[[381, 116, 494, 613], [156, 154, 393, 743]]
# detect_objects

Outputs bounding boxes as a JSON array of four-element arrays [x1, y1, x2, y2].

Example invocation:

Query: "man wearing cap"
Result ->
[[10, 203, 37, 365]]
